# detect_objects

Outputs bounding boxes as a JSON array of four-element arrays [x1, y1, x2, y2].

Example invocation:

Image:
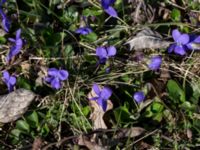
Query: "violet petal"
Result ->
[[104, 6, 118, 17], [107, 46, 116, 57], [92, 83, 101, 95], [177, 34, 189, 45]]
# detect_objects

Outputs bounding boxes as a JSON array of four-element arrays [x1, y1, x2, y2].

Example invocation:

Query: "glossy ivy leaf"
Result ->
[[16, 120, 30, 133], [167, 80, 186, 103], [10, 129, 21, 144], [26, 111, 39, 128]]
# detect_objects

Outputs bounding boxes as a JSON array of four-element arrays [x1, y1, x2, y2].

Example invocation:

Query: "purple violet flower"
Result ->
[[0, 0, 10, 32], [0, 9, 10, 32], [168, 29, 190, 55], [90, 83, 112, 111], [96, 46, 116, 64], [2, 71, 16, 92], [75, 27, 92, 35], [186, 35, 200, 50], [7, 29, 23, 62], [0, 0, 6, 5], [105, 67, 110, 74], [45, 68, 69, 90], [148, 55, 162, 71], [101, 0, 118, 17], [133, 91, 145, 103]]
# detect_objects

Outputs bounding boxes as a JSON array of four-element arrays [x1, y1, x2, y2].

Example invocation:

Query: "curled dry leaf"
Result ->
[[132, 1, 155, 23], [77, 135, 107, 150], [125, 28, 171, 50], [138, 99, 153, 112], [88, 88, 113, 129], [114, 127, 145, 139], [0, 89, 36, 123], [35, 66, 48, 86]]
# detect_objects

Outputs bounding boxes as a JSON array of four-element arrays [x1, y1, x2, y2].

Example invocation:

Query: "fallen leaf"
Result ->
[[32, 137, 43, 150], [125, 28, 171, 50], [77, 135, 107, 150], [186, 129, 192, 140], [88, 88, 113, 129], [138, 99, 153, 112], [158, 5, 170, 20], [21, 61, 31, 72], [0, 29, 6, 36], [129, 0, 155, 23], [0, 89, 36, 123], [35, 66, 48, 86], [138, 141, 152, 150], [114, 127, 145, 139]]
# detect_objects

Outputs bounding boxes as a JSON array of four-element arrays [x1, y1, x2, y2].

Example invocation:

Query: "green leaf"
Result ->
[[16, 120, 30, 133], [0, 36, 6, 43], [167, 80, 186, 103], [151, 102, 164, 113], [81, 32, 98, 42], [53, 32, 62, 45], [40, 124, 49, 137], [153, 112, 163, 122], [61, 6, 78, 23], [114, 106, 131, 123], [10, 129, 21, 138], [83, 8, 102, 16], [26, 111, 39, 128], [180, 101, 196, 111], [64, 44, 74, 56], [120, 75, 130, 82], [171, 8, 181, 21], [9, 129, 21, 144], [82, 106, 90, 116], [17, 77, 32, 90], [144, 105, 153, 118]]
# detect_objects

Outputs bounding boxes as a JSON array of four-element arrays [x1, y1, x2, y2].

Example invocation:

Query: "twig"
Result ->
[[125, 129, 159, 149], [0, 139, 13, 149], [41, 128, 116, 149]]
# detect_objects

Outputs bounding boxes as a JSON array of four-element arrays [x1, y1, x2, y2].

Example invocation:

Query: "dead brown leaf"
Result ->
[[35, 66, 48, 86], [114, 127, 145, 139], [77, 135, 107, 150], [125, 28, 171, 50], [187, 129, 192, 140], [130, 0, 155, 24], [32, 137, 43, 150], [21, 61, 31, 72], [0, 89, 36, 123], [88, 88, 113, 129]]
